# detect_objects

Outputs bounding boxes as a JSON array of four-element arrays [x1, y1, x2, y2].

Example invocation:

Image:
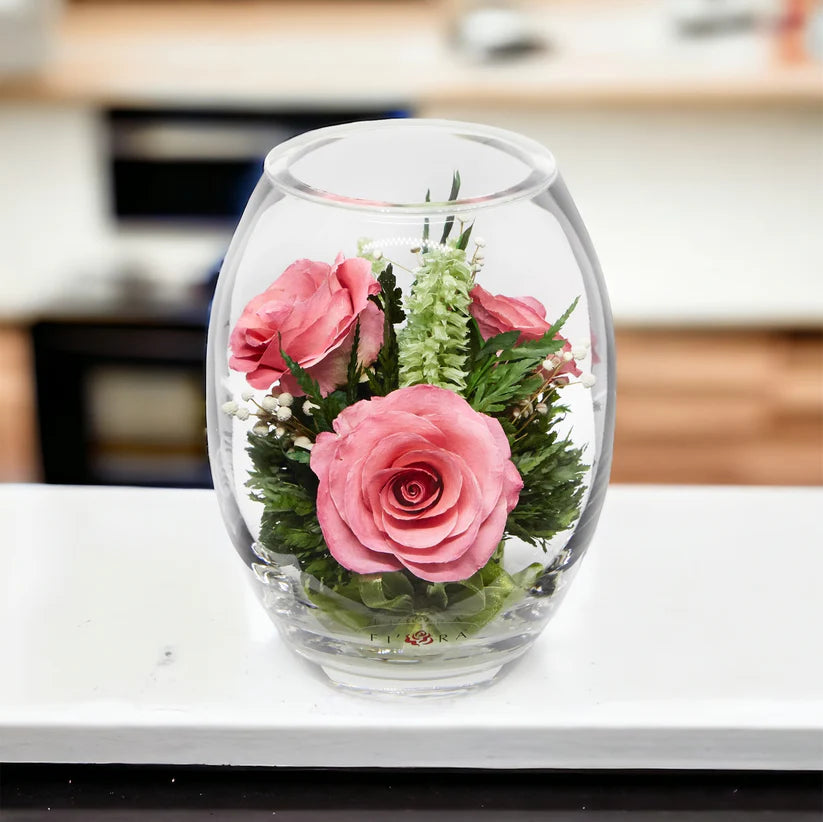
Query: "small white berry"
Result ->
[[252, 422, 269, 436], [276, 406, 292, 422], [235, 407, 250, 421], [571, 346, 587, 360], [543, 357, 558, 371], [293, 436, 313, 451], [274, 426, 286, 438], [536, 403, 549, 415], [261, 395, 279, 412], [221, 400, 238, 416], [475, 237, 486, 247], [302, 400, 317, 416], [562, 351, 574, 362], [581, 373, 596, 388], [277, 392, 294, 408], [241, 391, 254, 402]]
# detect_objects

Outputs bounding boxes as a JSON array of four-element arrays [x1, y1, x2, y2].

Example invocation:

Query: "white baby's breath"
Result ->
[[293, 436, 313, 451], [261, 396, 279, 412]]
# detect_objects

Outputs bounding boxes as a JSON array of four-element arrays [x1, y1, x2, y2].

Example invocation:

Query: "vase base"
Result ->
[[318, 660, 505, 697], [269, 595, 553, 696], [276, 613, 546, 697]]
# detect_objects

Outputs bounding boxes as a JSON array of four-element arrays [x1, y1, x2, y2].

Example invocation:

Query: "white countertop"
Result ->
[[1, 483, 821, 769]]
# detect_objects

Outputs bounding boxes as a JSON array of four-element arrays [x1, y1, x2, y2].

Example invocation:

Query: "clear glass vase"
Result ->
[[206, 119, 615, 695]]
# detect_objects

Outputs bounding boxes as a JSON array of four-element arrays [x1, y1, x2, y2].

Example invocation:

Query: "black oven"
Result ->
[[108, 108, 406, 224], [33, 307, 212, 488]]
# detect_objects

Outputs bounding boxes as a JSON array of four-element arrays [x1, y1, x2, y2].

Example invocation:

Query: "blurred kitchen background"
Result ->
[[0, 0, 820, 488]]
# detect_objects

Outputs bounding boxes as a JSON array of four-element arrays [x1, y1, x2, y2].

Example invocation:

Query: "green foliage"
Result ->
[[504, 391, 588, 549], [466, 314, 484, 364], [397, 171, 475, 392], [302, 555, 535, 638], [422, 188, 431, 243], [345, 321, 362, 404], [465, 299, 578, 414], [455, 222, 473, 251], [378, 263, 406, 325], [424, 558, 518, 636], [397, 245, 474, 392], [366, 264, 405, 396], [439, 170, 461, 244], [245, 429, 345, 586], [279, 349, 336, 432], [357, 571, 416, 612]]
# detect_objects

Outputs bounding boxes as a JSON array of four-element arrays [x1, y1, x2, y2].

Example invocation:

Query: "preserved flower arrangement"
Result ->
[[207, 121, 614, 694]]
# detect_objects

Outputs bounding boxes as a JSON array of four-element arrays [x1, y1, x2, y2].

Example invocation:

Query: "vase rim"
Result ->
[[263, 118, 557, 215]]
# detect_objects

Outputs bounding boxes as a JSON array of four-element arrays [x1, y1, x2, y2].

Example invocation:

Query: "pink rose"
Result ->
[[229, 254, 383, 395], [469, 284, 581, 380], [310, 385, 523, 583]]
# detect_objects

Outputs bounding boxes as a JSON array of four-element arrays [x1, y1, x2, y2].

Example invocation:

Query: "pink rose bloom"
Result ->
[[310, 385, 523, 583], [469, 284, 581, 380], [229, 254, 383, 395]]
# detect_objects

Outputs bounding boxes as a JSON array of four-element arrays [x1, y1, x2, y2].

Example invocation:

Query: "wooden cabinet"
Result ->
[[611, 329, 823, 485], [0, 326, 38, 482], [1, 325, 820, 486]]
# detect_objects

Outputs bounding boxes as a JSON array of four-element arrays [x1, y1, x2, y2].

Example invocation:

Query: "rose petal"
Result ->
[[333, 256, 381, 312], [320, 440, 399, 555], [316, 479, 404, 573], [359, 429, 448, 503], [378, 465, 442, 514], [397, 492, 510, 582], [308, 385, 523, 583], [273, 259, 332, 301], [381, 504, 459, 549], [229, 254, 380, 394], [385, 451, 462, 517], [469, 284, 552, 343]]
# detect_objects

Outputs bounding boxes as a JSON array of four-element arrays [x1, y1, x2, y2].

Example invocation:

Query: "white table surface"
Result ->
[[1, 483, 821, 770]]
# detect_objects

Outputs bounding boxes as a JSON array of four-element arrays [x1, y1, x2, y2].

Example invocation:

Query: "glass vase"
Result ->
[[206, 119, 615, 695]]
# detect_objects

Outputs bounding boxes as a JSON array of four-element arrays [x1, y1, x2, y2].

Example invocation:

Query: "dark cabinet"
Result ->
[[32, 308, 210, 488]]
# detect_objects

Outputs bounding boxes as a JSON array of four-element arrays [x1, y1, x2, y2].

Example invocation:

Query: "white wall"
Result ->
[[0, 103, 230, 317], [0, 104, 110, 315], [422, 103, 823, 326]]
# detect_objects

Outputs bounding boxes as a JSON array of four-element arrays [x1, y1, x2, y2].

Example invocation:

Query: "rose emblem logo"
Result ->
[[405, 630, 433, 647]]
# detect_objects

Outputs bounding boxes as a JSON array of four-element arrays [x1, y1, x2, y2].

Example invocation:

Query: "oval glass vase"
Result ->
[[207, 119, 615, 695]]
